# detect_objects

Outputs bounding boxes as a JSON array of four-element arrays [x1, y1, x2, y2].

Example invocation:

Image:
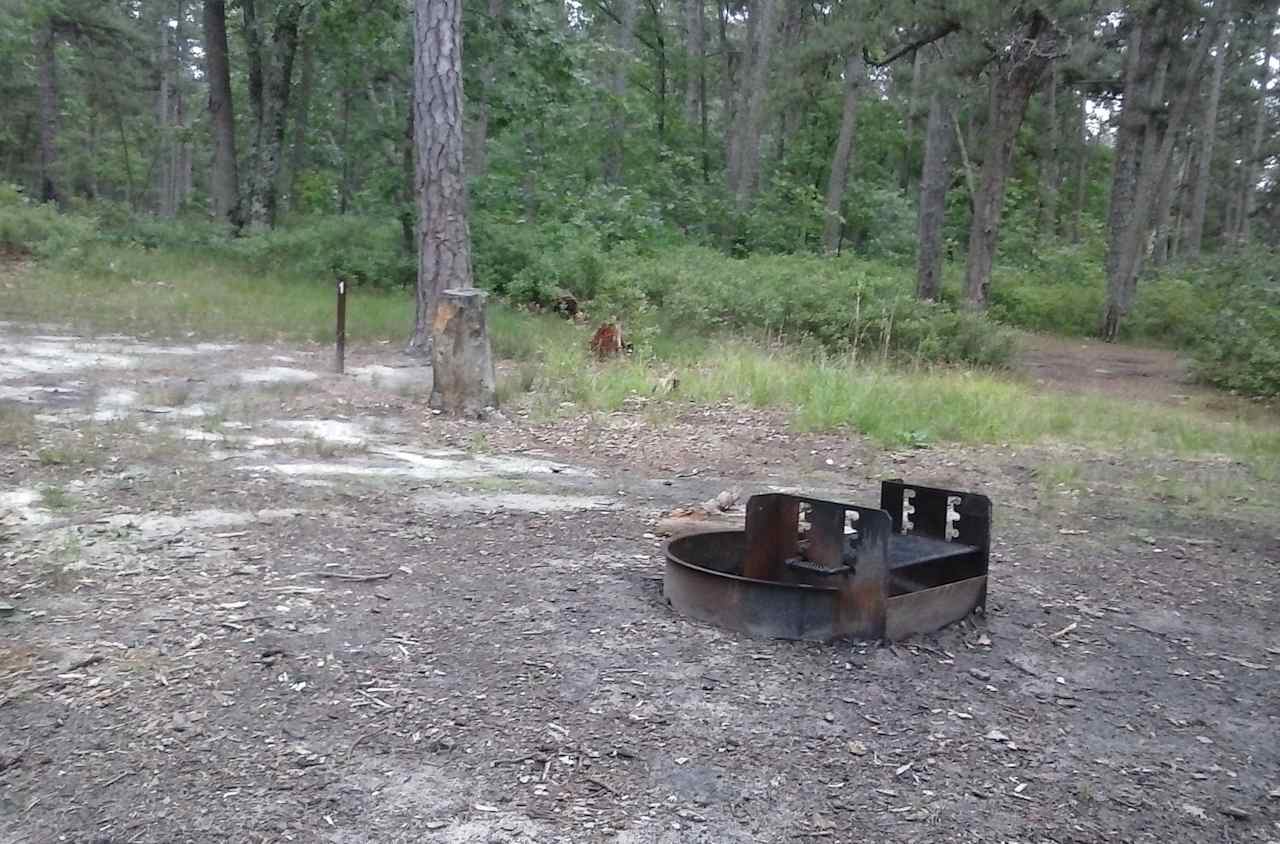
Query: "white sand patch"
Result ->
[[178, 428, 304, 448], [274, 419, 370, 444], [0, 384, 82, 403], [0, 340, 138, 381], [102, 508, 305, 538], [0, 489, 51, 526], [239, 448, 587, 484], [349, 364, 429, 391], [238, 367, 319, 385], [417, 492, 617, 513]]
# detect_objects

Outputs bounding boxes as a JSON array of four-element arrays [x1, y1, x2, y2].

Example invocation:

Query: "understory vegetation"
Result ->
[[4, 188, 1277, 399], [3, 193, 1277, 482]]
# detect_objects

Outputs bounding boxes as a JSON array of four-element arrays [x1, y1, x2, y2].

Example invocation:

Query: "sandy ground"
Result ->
[[1, 325, 1278, 843]]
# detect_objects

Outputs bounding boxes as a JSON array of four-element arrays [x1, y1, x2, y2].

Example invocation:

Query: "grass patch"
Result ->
[[39, 485, 73, 510], [0, 404, 36, 448]]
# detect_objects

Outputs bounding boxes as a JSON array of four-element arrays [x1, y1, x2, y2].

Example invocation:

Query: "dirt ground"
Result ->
[[1, 325, 1278, 844]]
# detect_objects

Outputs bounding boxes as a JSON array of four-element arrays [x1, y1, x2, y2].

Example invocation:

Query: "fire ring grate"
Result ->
[[662, 480, 991, 641]]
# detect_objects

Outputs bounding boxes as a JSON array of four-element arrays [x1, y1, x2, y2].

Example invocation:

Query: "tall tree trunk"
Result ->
[[243, 0, 303, 229], [648, 0, 667, 144], [964, 12, 1059, 308], [719, 0, 740, 178], [1185, 24, 1229, 260], [471, 0, 504, 179], [338, 85, 354, 214], [408, 0, 475, 354], [684, 0, 703, 125], [154, 9, 175, 217], [1068, 88, 1089, 243], [899, 48, 923, 195], [821, 50, 864, 255], [1237, 6, 1277, 245], [727, 0, 777, 210], [204, 0, 240, 226], [917, 88, 955, 302], [173, 0, 192, 213], [1151, 138, 1184, 266], [603, 0, 635, 185], [281, 19, 315, 215], [35, 19, 61, 206], [1103, 2, 1223, 339], [1038, 59, 1060, 237]]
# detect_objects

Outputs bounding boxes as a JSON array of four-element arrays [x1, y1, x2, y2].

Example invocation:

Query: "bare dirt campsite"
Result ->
[[2, 315, 1278, 843]]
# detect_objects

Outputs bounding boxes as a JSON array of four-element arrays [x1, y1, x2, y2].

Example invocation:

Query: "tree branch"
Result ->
[[864, 20, 960, 67]]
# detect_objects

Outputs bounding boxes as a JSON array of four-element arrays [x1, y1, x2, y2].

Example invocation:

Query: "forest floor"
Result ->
[[1, 320, 1278, 844]]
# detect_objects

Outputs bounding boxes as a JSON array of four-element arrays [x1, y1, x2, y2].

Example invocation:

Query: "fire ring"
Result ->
[[663, 481, 991, 641]]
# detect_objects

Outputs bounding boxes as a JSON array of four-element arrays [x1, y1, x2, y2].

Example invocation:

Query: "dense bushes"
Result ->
[[0, 185, 97, 260]]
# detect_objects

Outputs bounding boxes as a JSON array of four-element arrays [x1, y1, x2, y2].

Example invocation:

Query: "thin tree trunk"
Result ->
[[154, 8, 175, 217], [281, 21, 315, 215], [1185, 24, 1228, 260], [472, 0, 504, 179], [727, 0, 777, 210], [1069, 89, 1089, 243], [603, 0, 635, 185], [821, 50, 864, 255], [917, 88, 955, 302], [1151, 139, 1184, 266], [900, 48, 923, 195], [35, 20, 61, 206], [964, 13, 1059, 308], [174, 0, 192, 212], [244, 0, 303, 229], [1238, 6, 1277, 245], [204, 0, 240, 226], [648, 0, 667, 144], [408, 0, 475, 354], [1103, 2, 1223, 339], [1038, 59, 1059, 237], [684, 0, 703, 125], [338, 85, 354, 214], [719, 0, 739, 178]]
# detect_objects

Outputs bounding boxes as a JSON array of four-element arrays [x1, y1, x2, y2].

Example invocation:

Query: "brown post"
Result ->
[[335, 277, 347, 374]]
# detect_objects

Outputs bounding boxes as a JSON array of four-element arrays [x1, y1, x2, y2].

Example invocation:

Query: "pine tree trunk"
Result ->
[[408, 0, 475, 355], [1103, 2, 1223, 339], [899, 48, 923, 195], [472, 0, 504, 179], [243, 0, 303, 230], [821, 51, 864, 255], [204, 0, 240, 226], [1185, 24, 1229, 259], [1068, 89, 1089, 243], [1238, 7, 1277, 245], [917, 88, 955, 302], [727, 0, 777, 210], [1038, 60, 1060, 237], [964, 12, 1058, 308], [684, 0, 703, 125], [281, 22, 315, 215], [603, 0, 635, 185], [154, 10, 174, 217], [173, 0, 192, 213], [35, 20, 61, 206], [1151, 140, 1184, 266]]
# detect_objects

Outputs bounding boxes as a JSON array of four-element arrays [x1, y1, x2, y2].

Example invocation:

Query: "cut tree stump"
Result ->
[[429, 288, 497, 417]]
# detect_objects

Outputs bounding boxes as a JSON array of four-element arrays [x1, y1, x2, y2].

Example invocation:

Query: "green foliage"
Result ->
[[226, 216, 414, 288], [604, 246, 1016, 367], [988, 245, 1105, 335], [0, 186, 97, 260], [1155, 249, 1280, 398]]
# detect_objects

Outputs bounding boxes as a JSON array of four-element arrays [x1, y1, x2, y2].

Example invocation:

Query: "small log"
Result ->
[[430, 288, 497, 417]]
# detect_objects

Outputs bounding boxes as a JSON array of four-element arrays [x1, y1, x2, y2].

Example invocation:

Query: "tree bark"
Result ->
[[1185, 24, 1228, 260], [1037, 59, 1059, 237], [1102, 2, 1223, 339], [204, 0, 240, 226], [603, 0, 635, 185], [964, 12, 1059, 308], [429, 289, 497, 416], [1151, 138, 1184, 266], [471, 0, 504, 179], [1237, 6, 1277, 245], [243, 0, 303, 230], [281, 16, 316, 215], [917, 88, 955, 302], [684, 0, 703, 125], [408, 0, 476, 355], [154, 8, 174, 217], [1068, 88, 1089, 243], [821, 50, 864, 255], [35, 19, 61, 206], [727, 0, 777, 210], [899, 48, 923, 195]]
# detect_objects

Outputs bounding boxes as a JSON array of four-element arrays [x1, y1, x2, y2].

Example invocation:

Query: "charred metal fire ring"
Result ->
[[663, 481, 991, 641]]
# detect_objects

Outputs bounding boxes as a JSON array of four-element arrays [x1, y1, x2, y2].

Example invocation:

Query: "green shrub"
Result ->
[[987, 245, 1104, 335], [0, 189, 98, 261], [227, 216, 414, 288]]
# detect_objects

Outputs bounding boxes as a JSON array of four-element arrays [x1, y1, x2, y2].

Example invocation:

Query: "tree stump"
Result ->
[[429, 289, 497, 417]]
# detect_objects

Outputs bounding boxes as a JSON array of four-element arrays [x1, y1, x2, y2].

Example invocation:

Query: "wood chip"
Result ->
[[1050, 621, 1078, 640]]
